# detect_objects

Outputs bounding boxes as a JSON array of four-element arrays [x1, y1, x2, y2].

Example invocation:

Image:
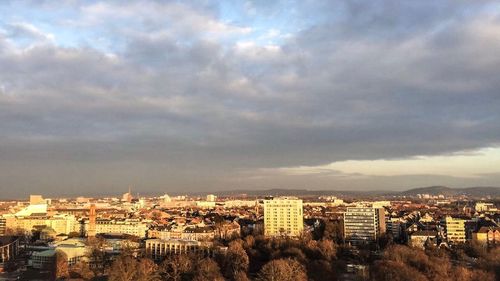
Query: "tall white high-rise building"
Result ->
[[264, 197, 303, 237]]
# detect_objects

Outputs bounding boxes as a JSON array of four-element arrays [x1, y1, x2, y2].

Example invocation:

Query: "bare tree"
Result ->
[[54, 250, 69, 280], [193, 258, 224, 281], [257, 258, 307, 281], [136, 258, 161, 281], [108, 255, 138, 281], [160, 254, 192, 281], [224, 240, 250, 280]]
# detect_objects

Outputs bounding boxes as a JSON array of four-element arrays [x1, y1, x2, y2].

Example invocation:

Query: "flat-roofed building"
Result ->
[[0, 218, 6, 235], [31, 249, 55, 269], [445, 216, 466, 243], [145, 239, 212, 261], [343, 207, 386, 244], [90, 218, 149, 238], [264, 197, 303, 237], [5, 214, 79, 235]]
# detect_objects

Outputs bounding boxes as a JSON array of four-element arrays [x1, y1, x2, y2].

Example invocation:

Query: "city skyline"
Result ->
[[1, 1, 500, 197]]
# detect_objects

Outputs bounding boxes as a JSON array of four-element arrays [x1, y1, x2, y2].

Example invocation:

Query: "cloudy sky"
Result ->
[[1, 0, 500, 197]]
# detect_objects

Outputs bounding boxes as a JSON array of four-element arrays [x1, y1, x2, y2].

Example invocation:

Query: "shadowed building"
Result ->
[[344, 207, 386, 245], [0, 236, 20, 264]]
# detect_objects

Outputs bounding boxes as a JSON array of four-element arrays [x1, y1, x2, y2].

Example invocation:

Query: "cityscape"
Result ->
[[1, 1, 500, 281], [1, 188, 499, 280]]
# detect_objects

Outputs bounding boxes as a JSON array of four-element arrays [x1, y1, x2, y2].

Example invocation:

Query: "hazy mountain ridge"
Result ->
[[207, 186, 500, 197], [401, 186, 500, 197]]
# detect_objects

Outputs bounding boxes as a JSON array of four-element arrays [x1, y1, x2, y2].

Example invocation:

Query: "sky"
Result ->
[[1, 0, 500, 198]]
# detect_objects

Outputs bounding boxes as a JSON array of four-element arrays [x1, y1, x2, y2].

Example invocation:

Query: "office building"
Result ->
[[343, 207, 386, 244], [264, 197, 303, 237]]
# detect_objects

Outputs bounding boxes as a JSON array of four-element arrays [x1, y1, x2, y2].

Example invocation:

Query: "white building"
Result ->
[[206, 194, 217, 202]]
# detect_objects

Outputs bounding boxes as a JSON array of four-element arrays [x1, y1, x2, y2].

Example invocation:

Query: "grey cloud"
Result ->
[[1, 1, 500, 197]]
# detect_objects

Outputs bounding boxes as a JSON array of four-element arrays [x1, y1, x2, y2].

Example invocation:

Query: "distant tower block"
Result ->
[[122, 186, 133, 202], [88, 204, 97, 237], [206, 194, 217, 202], [255, 200, 260, 217]]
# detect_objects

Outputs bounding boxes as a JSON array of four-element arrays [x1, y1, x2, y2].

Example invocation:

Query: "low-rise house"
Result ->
[[410, 230, 438, 249], [472, 227, 500, 247]]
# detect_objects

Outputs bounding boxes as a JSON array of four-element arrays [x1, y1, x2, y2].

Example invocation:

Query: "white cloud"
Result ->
[[272, 147, 500, 178]]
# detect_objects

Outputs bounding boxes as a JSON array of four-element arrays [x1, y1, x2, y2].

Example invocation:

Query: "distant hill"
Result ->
[[205, 188, 390, 197], [205, 186, 500, 198], [400, 186, 500, 197]]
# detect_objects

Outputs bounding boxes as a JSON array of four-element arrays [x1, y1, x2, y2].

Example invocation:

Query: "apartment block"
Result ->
[[264, 197, 303, 237], [445, 216, 466, 243], [343, 207, 386, 244]]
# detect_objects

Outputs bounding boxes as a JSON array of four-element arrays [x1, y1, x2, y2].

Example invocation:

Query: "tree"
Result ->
[[86, 236, 107, 276], [136, 258, 161, 281], [67, 231, 81, 238], [257, 259, 307, 281], [233, 271, 250, 281], [54, 250, 69, 280], [307, 260, 335, 281], [317, 239, 336, 261], [224, 241, 250, 280], [193, 258, 224, 281], [160, 254, 192, 281], [371, 260, 427, 281], [108, 255, 138, 281], [70, 261, 94, 280]]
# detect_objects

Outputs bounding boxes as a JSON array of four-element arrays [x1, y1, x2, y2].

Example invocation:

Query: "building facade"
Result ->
[[5, 214, 79, 235], [264, 197, 303, 237], [0, 218, 5, 236], [445, 216, 466, 243], [0, 236, 20, 264], [145, 239, 211, 261], [91, 219, 149, 238], [473, 227, 500, 247], [344, 207, 386, 244]]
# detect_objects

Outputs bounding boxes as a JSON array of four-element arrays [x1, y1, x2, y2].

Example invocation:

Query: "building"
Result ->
[[31, 239, 88, 269], [472, 227, 500, 247], [55, 239, 87, 266], [409, 230, 438, 249], [264, 197, 303, 237], [344, 207, 386, 244], [30, 195, 46, 205], [5, 214, 79, 235], [0, 236, 20, 264], [122, 187, 133, 203], [90, 218, 149, 238], [475, 202, 497, 212], [0, 218, 6, 235], [31, 249, 55, 269], [195, 201, 216, 209], [445, 216, 466, 243], [145, 239, 212, 261], [206, 194, 217, 202], [386, 217, 404, 240], [148, 226, 216, 241], [88, 204, 96, 237]]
